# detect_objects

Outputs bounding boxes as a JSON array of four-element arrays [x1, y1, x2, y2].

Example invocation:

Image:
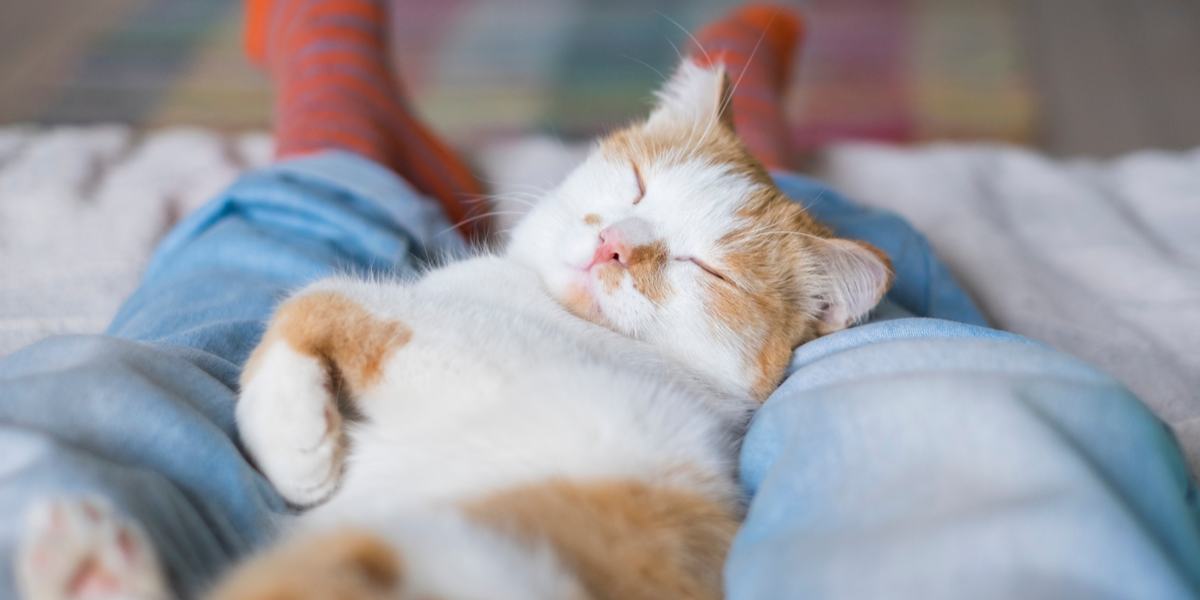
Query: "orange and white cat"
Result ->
[[17, 60, 891, 600]]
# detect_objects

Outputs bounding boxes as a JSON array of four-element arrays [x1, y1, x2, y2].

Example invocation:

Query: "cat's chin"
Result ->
[[555, 281, 606, 325]]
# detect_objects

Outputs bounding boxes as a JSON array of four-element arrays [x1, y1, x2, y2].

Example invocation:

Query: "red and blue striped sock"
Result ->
[[246, 0, 485, 236], [694, 4, 804, 170]]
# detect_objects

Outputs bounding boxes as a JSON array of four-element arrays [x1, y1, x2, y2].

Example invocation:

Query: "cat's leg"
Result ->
[[206, 528, 402, 600], [237, 284, 410, 507], [208, 515, 589, 600], [17, 497, 169, 600]]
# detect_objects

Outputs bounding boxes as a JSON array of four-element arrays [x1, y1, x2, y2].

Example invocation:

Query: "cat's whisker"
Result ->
[[621, 53, 669, 84], [663, 30, 685, 64], [801, 187, 831, 210], [436, 210, 530, 238], [473, 174, 553, 192], [657, 10, 713, 71], [488, 194, 541, 209], [741, 229, 827, 246], [717, 13, 775, 130], [492, 191, 578, 226]]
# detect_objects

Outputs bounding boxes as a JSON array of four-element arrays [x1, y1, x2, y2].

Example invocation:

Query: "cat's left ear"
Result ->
[[810, 238, 893, 334], [646, 60, 735, 133]]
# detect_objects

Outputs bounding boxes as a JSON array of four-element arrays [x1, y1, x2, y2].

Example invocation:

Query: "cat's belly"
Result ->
[[294, 257, 749, 528], [303, 342, 738, 527]]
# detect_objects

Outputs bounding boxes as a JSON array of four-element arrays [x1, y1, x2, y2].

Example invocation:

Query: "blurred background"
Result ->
[[3, 0, 1200, 156]]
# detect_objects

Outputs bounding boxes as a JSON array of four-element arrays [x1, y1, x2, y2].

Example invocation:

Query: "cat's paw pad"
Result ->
[[238, 341, 345, 507], [17, 497, 167, 600]]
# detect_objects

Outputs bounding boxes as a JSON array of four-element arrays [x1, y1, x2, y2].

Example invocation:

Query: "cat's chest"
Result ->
[[313, 294, 725, 514], [358, 268, 666, 400], [366, 295, 662, 409]]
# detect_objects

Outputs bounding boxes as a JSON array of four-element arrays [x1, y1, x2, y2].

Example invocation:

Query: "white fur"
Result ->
[[645, 60, 730, 134], [237, 341, 344, 506], [298, 260, 748, 524]]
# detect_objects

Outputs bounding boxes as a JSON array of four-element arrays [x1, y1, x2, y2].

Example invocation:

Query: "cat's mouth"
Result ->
[[554, 255, 625, 325]]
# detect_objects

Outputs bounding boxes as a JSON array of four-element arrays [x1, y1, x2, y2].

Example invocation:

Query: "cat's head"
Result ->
[[507, 60, 892, 400]]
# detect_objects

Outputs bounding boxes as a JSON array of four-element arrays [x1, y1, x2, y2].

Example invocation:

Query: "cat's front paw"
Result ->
[[238, 341, 345, 507], [16, 497, 168, 600]]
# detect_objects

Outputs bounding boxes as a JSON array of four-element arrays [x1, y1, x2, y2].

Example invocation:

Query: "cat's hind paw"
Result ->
[[16, 497, 168, 600]]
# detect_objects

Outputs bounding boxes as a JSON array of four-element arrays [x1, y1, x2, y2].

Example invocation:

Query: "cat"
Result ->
[[16, 59, 891, 600]]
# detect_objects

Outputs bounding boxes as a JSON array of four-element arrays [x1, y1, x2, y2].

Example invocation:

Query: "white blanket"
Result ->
[[1, 127, 1197, 467]]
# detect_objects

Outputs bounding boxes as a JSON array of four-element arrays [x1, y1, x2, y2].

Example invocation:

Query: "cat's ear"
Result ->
[[646, 60, 735, 133], [810, 239, 893, 334]]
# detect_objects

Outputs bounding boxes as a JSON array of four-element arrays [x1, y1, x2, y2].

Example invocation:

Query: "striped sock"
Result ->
[[245, 0, 485, 236], [694, 4, 804, 170]]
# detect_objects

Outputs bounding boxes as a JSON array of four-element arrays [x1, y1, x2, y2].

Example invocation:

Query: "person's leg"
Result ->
[[0, 2, 474, 596], [249, 0, 485, 236], [726, 319, 1200, 599], [693, 6, 1200, 597], [694, 4, 802, 171], [112, 0, 475, 362]]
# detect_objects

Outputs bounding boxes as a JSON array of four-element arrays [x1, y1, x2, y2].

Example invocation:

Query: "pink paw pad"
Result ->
[[16, 497, 168, 600]]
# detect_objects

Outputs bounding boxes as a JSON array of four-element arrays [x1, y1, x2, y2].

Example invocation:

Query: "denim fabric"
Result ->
[[730, 319, 1200, 599]]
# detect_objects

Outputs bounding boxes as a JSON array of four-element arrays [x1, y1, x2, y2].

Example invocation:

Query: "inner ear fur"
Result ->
[[646, 59, 737, 134], [811, 238, 894, 335], [714, 66, 735, 131]]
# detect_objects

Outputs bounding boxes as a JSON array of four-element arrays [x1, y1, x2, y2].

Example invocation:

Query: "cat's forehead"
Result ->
[[600, 121, 762, 178], [596, 126, 805, 240], [602, 127, 737, 191]]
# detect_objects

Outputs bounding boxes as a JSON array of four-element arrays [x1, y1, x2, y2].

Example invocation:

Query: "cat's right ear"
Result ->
[[809, 238, 893, 335], [645, 60, 734, 134]]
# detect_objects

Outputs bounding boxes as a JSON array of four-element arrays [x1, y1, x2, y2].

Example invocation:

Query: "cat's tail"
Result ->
[[207, 509, 584, 600]]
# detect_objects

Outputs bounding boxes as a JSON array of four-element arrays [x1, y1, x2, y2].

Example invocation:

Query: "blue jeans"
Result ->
[[1, 152, 1196, 598]]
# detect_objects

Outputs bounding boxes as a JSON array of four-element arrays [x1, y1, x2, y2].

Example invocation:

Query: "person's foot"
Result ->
[[694, 4, 805, 170], [244, 0, 486, 238]]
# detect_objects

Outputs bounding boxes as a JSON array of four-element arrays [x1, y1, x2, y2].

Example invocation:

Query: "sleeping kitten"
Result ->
[[17, 60, 891, 600]]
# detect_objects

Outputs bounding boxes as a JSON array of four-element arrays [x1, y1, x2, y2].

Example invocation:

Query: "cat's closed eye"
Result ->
[[677, 256, 730, 283], [632, 163, 646, 205]]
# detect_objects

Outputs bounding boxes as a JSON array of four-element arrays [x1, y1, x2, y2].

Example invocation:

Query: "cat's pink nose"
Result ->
[[592, 226, 629, 267]]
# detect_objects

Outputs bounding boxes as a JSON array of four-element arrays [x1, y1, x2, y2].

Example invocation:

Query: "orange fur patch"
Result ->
[[561, 285, 597, 322], [583, 213, 602, 226], [243, 291, 411, 394], [208, 529, 402, 600], [596, 263, 623, 294], [466, 478, 738, 600], [627, 241, 671, 304], [717, 197, 831, 399]]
